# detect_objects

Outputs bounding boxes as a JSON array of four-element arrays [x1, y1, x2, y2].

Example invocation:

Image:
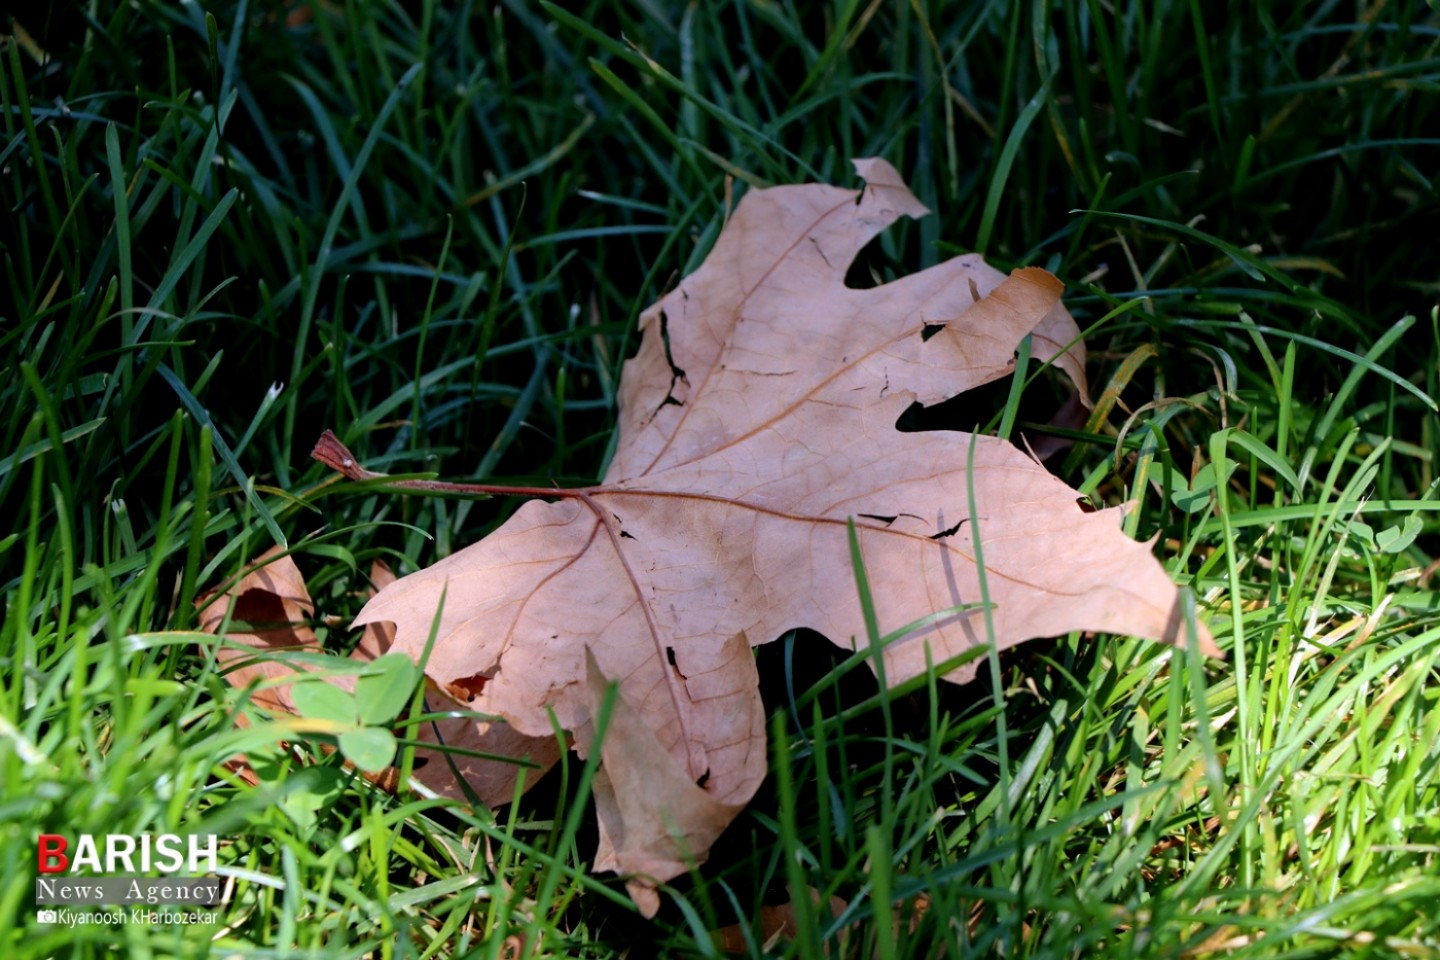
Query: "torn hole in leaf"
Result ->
[[647, 309, 690, 420], [445, 673, 488, 702], [858, 513, 898, 526], [666, 646, 687, 680], [696, 768, 711, 789], [659, 309, 687, 385], [843, 233, 893, 290], [612, 512, 636, 540], [929, 518, 968, 540], [895, 374, 1075, 466], [920, 323, 945, 342]]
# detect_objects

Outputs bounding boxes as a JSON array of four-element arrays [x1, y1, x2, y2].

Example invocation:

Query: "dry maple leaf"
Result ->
[[316, 158, 1217, 916]]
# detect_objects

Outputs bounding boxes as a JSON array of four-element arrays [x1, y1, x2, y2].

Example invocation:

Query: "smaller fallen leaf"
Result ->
[[199, 551, 562, 801], [709, 886, 848, 954], [706, 885, 929, 954], [196, 545, 319, 718]]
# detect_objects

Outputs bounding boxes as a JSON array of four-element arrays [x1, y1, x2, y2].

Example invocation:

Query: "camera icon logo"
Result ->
[[36, 910, 58, 923]]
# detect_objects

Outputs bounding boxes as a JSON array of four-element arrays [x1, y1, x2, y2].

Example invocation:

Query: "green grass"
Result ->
[[3, 0, 1439, 956]]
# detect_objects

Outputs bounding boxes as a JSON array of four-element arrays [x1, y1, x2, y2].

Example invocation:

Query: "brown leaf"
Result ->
[[195, 547, 318, 785], [200, 553, 560, 801], [705, 887, 926, 954], [709, 886, 848, 954], [342, 157, 1218, 913], [196, 545, 319, 718]]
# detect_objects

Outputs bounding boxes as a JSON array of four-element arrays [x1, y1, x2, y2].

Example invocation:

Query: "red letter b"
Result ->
[[37, 835, 68, 874]]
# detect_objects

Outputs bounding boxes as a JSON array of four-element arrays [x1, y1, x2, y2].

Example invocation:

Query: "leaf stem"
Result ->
[[310, 430, 591, 500]]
